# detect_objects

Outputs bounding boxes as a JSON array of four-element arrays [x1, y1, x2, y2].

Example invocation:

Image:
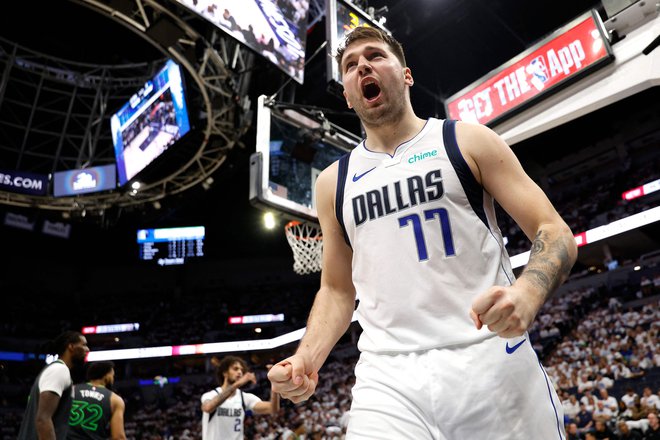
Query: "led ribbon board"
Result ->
[[445, 10, 613, 126]]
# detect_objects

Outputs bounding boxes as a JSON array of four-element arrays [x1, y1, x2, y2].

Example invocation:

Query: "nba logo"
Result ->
[[527, 56, 549, 91]]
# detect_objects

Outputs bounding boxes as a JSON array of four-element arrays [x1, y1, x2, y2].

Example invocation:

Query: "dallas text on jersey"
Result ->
[[352, 168, 444, 226]]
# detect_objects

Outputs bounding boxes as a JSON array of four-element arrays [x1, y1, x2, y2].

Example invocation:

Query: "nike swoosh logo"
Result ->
[[505, 339, 526, 354], [352, 167, 376, 182]]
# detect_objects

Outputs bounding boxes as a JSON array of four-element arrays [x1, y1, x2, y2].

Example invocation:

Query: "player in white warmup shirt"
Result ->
[[201, 356, 279, 440], [268, 26, 577, 439]]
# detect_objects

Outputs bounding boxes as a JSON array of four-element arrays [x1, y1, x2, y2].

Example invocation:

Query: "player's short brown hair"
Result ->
[[334, 26, 406, 70]]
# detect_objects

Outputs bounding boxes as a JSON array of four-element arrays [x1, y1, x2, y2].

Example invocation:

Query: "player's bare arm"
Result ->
[[200, 373, 256, 413], [252, 364, 280, 415], [252, 390, 280, 415], [457, 121, 577, 337], [35, 391, 60, 440], [110, 393, 127, 440], [268, 161, 356, 403]]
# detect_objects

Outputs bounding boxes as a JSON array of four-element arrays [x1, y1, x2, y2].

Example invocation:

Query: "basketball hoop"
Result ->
[[284, 220, 323, 275]]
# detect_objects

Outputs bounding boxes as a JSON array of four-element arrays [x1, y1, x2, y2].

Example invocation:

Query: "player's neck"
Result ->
[[222, 381, 237, 395], [88, 379, 106, 388], [363, 111, 426, 155], [59, 354, 74, 370]]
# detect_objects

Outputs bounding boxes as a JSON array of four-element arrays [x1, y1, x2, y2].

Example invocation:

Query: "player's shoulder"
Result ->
[[318, 159, 340, 181], [200, 387, 220, 401], [111, 391, 126, 411], [315, 159, 341, 197], [43, 361, 70, 378], [454, 120, 499, 144], [454, 120, 510, 159]]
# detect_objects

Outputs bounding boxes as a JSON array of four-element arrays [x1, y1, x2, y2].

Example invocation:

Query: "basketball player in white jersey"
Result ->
[[268, 26, 577, 439], [201, 356, 279, 440]]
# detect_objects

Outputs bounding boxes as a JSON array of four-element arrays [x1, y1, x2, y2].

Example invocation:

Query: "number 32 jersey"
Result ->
[[336, 118, 516, 353], [67, 383, 112, 440]]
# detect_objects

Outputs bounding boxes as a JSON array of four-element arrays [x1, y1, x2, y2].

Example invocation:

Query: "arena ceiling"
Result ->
[[1, 0, 658, 271]]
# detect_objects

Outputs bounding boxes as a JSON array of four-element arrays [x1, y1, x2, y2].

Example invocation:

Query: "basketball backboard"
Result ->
[[250, 95, 361, 221]]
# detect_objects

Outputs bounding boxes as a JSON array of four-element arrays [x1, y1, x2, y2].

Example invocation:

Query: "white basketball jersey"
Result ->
[[201, 388, 260, 440], [336, 118, 516, 353]]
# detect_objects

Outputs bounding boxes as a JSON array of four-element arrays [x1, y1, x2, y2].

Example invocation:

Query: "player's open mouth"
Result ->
[[361, 79, 381, 102]]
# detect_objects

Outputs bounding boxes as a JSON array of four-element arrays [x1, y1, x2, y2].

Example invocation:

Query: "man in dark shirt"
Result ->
[[67, 361, 126, 440], [617, 420, 643, 439], [645, 412, 660, 440], [576, 403, 594, 433], [18, 331, 89, 439]]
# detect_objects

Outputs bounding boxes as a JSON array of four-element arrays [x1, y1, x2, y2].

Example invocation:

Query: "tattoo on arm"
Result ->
[[522, 229, 573, 297], [530, 231, 544, 256]]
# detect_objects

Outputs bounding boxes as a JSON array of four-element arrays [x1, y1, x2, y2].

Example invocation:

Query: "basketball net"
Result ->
[[284, 220, 323, 275]]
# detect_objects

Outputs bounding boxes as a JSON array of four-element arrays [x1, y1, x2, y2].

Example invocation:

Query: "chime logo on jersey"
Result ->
[[352, 169, 444, 226], [407, 148, 439, 164]]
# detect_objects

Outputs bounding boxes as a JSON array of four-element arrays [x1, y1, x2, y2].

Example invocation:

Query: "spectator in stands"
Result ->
[[200, 356, 279, 440], [617, 419, 644, 439], [646, 412, 660, 440], [578, 373, 596, 394], [599, 388, 619, 416], [564, 394, 582, 423], [67, 361, 126, 440], [593, 419, 616, 439], [593, 400, 614, 424], [566, 422, 581, 440], [18, 331, 90, 439], [630, 396, 651, 421], [641, 387, 660, 411], [619, 399, 635, 420], [582, 390, 599, 413], [577, 403, 595, 433], [595, 372, 615, 390], [624, 388, 641, 408]]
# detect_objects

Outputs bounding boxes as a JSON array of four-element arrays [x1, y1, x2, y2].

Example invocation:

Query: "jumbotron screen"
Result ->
[[325, 0, 388, 94], [174, 0, 308, 84], [111, 59, 191, 186]]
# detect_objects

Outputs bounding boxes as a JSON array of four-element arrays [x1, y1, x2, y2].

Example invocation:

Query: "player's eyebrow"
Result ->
[[342, 45, 386, 68]]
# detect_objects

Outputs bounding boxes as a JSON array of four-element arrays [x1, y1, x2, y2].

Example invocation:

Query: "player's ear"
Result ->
[[343, 90, 353, 109], [403, 67, 413, 86]]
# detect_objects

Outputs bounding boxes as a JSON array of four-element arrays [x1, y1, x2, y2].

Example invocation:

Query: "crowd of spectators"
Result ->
[[500, 144, 660, 256], [2, 259, 659, 439]]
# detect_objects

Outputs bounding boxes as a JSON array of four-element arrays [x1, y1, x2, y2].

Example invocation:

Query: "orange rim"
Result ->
[[285, 220, 322, 241]]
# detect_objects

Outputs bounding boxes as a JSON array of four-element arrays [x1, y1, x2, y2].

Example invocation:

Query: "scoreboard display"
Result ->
[[137, 226, 205, 266]]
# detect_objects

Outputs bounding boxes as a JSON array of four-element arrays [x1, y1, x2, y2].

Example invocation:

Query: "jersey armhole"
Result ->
[[335, 153, 352, 248]]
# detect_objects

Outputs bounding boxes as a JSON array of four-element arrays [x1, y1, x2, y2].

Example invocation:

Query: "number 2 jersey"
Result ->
[[201, 388, 261, 440], [67, 383, 112, 440], [336, 118, 516, 353]]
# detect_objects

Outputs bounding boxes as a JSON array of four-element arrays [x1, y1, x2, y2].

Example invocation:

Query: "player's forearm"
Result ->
[[201, 383, 239, 413], [36, 418, 56, 440], [296, 286, 355, 373], [518, 223, 576, 304], [110, 418, 127, 440], [270, 391, 280, 414], [111, 431, 128, 440]]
